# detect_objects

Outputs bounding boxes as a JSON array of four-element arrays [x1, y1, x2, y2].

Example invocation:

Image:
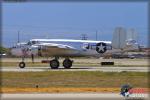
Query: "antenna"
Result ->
[[17, 31, 20, 43], [81, 34, 88, 40]]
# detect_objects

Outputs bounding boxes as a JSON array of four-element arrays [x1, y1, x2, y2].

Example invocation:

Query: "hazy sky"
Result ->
[[2, 2, 148, 47]]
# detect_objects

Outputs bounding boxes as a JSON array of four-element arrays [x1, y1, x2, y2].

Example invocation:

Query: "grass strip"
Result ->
[[1, 71, 149, 88]]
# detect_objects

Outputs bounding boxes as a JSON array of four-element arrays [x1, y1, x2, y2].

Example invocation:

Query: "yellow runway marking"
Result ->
[[1, 87, 120, 93], [1, 87, 149, 93]]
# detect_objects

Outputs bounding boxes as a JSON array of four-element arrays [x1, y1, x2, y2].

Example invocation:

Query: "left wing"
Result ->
[[34, 43, 79, 57]]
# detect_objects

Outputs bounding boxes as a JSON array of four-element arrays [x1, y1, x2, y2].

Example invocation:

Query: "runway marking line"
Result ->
[[1, 87, 149, 93]]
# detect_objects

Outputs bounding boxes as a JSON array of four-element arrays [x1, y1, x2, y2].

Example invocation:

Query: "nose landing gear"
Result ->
[[19, 57, 26, 68], [19, 62, 26, 68]]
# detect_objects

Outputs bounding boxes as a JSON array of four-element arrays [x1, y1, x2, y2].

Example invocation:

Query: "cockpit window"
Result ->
[[27, 41, 32, 45], [32, 41, 36, 44], [12, 46, 16, 48], [83, 43, 90, 49], [28, 40, 39, 45]]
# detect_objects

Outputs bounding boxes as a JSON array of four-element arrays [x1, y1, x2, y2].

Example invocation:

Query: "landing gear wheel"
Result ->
[[50, 59, 59, 69], [63, 59, 73, 69], [19, 62, 26, 68]]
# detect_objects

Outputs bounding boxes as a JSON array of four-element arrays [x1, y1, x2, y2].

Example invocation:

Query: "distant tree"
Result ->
[[0, 46, 10, 54]]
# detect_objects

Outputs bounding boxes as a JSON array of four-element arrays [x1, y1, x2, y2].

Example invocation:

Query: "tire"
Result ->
[[63, 59, 72, 69], [19, 62, 26, 68], [50, 60, 59, 69]]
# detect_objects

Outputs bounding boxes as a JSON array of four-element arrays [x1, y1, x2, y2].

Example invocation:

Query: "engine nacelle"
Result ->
[[96, 42, 107, 53]]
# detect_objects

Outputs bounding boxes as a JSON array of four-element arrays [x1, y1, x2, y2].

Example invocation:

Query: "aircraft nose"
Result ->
[[10, 47, 23, 56], [10, 48, 16, 56]]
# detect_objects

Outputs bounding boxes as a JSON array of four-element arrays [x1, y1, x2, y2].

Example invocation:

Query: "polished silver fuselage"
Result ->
[[11, 39, 114, 57]]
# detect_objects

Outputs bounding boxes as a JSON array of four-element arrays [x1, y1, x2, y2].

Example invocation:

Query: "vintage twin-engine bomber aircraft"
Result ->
[[11, 29, 140, 69]]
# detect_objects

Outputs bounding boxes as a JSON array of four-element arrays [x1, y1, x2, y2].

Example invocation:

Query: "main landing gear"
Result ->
[[50, 58, 73, 69], [18, 57, 73, 69], [63, 58, 73, 69], [50, 59, 60, 69]]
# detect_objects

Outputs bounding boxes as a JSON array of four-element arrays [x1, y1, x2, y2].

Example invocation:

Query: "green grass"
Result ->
[[1, 71, 149, 88]]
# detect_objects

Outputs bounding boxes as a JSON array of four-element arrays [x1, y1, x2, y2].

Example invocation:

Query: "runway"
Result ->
[[0, 66, 149, 72], [1, 93, 149, 100]]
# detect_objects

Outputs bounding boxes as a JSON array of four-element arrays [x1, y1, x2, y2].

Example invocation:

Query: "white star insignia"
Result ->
[[98, 43, 105, 52]]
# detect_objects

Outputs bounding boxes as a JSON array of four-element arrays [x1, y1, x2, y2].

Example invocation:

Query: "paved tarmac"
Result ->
[[0, 66, 149, 72], [0, 93, 149, 100]]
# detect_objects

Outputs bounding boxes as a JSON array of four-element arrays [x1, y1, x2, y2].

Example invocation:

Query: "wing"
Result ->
[[37, 43, 76, 49], [35, 43, 79, 57]]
